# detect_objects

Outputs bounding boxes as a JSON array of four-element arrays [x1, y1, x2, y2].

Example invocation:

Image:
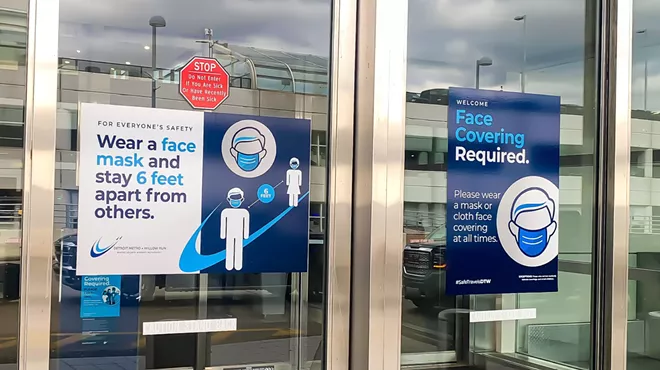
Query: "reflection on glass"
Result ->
[[628, 1, 660, 368], [0, 3, 26, 368], [49, 0, 330, 369], [401, 0, 597, 368]]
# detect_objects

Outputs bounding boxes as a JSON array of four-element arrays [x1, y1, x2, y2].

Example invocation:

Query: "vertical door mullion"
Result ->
[[592, 0, 632, 369], [324, 0, 357, 369], [350, 0, 407, 370], [19, 0, 59, 367]]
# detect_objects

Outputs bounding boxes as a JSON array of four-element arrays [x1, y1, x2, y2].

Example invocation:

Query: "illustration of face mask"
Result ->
[[230, 128, 267, 172], [508, 188, 557, 257], [229, 198, 243, 208], [516, 227, 548, 257]]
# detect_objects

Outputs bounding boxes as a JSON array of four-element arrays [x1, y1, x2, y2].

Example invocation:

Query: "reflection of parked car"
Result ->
[[53, 233, 326, 302], [402, 226, 454, 309], [53, 234, 81, 289]]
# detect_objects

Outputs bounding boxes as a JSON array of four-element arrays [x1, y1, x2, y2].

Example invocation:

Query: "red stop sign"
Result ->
[[179, 56, 230, 110]]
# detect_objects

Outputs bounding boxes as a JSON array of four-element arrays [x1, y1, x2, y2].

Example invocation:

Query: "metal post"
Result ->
[[151, 26, 157, 108], [644, 31, 648, 111], [515, 15, 527, 92], [636, 29, 648, 110], [475, 57, 492, 90], [522, 17, 527, 92], [149, 16, 165, 108], [475, 61, 480, 89], [208, 31, 213, 58]]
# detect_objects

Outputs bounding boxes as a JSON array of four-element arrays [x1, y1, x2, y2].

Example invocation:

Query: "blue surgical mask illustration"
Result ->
[[229, 127, 267, 172], [507, 187, 557, 257]]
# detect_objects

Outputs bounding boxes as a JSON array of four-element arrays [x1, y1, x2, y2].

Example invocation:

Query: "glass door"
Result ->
[[48, 1, 332, 369], [0, 1, 26, 368], [401, 0, 599, 368], [627, 0, 660, 368]]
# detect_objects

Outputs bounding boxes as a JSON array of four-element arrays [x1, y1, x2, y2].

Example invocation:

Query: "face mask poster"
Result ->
[[446, 87, 560, 295], [76, 103, 311, 275]]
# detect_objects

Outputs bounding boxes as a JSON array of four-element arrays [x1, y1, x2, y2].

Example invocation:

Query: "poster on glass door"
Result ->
[[446, 87, 560, 295], [76, 103, 311, 276]]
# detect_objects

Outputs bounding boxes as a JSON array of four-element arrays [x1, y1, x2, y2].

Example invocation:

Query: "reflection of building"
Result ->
[[0, 8, 26, 264], [53, 45, 331, 236], [7, 34, 660, 248], [2, 6, 660, 242], [59, 44, 329, 95]]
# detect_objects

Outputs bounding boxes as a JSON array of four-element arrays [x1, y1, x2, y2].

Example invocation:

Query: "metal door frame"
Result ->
[[346, 0, 634, 369], [592, 0, 632, 368], [19, 0, 358, 370], [19, 0, 58, 367], [349, 1, 408, 370]]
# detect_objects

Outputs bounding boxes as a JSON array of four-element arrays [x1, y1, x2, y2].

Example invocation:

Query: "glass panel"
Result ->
[[401, 0, 597, 368], [628, 1, 660, 368], [49, 1, 331, 369], [0, 2, 26, 368]]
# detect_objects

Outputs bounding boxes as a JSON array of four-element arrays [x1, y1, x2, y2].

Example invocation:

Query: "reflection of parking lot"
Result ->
[[0, 292, 324, 367], [400, 298, 455, 354], [0, 301, 18, 365], [47, 273, 324, 368]]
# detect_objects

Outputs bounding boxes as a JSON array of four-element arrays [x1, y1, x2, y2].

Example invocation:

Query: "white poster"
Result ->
[[76, 103, 312, 276], [77, 103, 204, 275]]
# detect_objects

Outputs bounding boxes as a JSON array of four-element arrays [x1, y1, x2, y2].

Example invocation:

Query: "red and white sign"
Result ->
[[179, 56, 230, 110]]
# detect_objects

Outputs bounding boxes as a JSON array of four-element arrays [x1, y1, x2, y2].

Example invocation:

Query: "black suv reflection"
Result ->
[[402, 226, 454, 309], [53, 234, 82, 290]]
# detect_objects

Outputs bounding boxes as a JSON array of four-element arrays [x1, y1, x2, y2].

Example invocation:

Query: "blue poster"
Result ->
[[198, 113, 311, 273], [447, 87, 560, 295], [55, 268, 139, 358], [80, 275, 122, 318]]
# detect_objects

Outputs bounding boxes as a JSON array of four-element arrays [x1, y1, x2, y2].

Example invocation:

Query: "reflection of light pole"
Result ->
[[637, 29, 648, 110], [149, 16, 166, 108], [475, 57, 493, 89], [514, 15, 527, 92], [196, 28, 220, 59]]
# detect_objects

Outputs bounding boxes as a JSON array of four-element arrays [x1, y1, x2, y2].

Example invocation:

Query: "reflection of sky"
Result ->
[[59, 0, 332, 69], [632, 0, 660, 111], [406, 0, 587, 105], [57, 0, 660, 111], [409, 0, 660, 110]]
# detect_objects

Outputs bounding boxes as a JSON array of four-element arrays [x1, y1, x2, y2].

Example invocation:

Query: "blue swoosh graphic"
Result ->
[[90, 238, 121, 258], [179, 192, 309, 272]]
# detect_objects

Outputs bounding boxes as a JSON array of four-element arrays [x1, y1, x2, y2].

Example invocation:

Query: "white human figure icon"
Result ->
[[286, 157, 302, 207], [220, 187, 250, 271]]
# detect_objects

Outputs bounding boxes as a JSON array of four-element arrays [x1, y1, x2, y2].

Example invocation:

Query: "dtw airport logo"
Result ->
[[90, 236, 123, 258]]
